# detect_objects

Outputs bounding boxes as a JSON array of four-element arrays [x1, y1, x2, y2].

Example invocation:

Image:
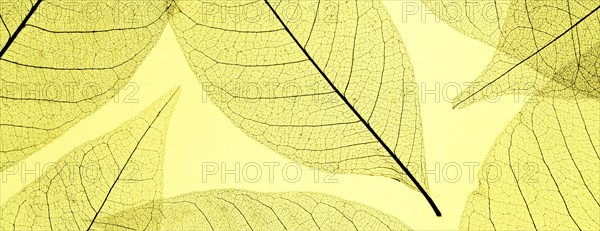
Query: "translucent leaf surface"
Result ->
[[422, 0, 599, 108], [0, 0, 171, 171], [0, 88, 180, 230], [97, 189, 412, 231], [460, 89, 599, 230]]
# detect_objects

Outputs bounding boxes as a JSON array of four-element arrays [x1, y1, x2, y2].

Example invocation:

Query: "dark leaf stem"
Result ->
[[0, 0, 43, 59], [264, 0, 442, 217]]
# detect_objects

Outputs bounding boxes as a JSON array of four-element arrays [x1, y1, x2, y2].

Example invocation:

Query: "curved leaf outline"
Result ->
[[96, 189, 413, 231]]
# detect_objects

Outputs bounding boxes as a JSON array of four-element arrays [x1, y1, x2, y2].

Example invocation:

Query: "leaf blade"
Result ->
[[453, 2, 600, 108], [0, 88, 180, 230], [263, 0, 439, 216], [0, 0, 171, 171], [422, 0, 600, 108], [460, 90, 599, 229], [96, 189, 413, 231]]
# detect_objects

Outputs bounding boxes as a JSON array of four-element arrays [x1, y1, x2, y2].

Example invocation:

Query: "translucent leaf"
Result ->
[[170, 0, 437, 213], [0, 0, 171, 171], [0, 88, 180, 230], [460, 42, 599, 105], [460, 89, 599, 229], [422, 0, 600, 108], [96, 189, 412, 231]]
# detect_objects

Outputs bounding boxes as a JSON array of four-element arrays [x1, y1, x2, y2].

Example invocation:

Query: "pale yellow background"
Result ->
[[1, 1, 526, 230]]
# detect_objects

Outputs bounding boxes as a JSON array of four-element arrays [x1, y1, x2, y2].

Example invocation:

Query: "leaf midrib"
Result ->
[[453, 4, 600, 108], [86, 87, 179, 230], [263, 0, 441, 217], [0, 0, 42, 59]]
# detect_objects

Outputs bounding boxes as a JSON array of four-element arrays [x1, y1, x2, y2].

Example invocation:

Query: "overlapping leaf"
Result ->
[[0, 88, 180, 230], [96, 189, 412, 231], [170, 0, 430, 201], [426, 1, 600, 228], [422, 0, 600, 108], [0, 0, 171, 171], [1, 0, 441, 222]]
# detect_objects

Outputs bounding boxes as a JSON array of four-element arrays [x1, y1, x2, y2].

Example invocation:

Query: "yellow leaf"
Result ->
[[422, 0, 600, 108], [0, 0, 171, 171], [96, 189, 412, 231], [0, 88, 180, 230], [461, 42, 598, 106], [170, 0, 438, 214], [460, 88, 599, 229]]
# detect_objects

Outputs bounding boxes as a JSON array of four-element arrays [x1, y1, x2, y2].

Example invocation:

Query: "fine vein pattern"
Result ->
[[0, 88, 180, 230]]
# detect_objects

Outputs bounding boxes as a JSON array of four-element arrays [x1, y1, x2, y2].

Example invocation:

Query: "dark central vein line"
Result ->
[[0, 0, 42, 59], [454, 4, 600, 108], [86, 88, 180, 230], [264, 0, 441, 217]]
